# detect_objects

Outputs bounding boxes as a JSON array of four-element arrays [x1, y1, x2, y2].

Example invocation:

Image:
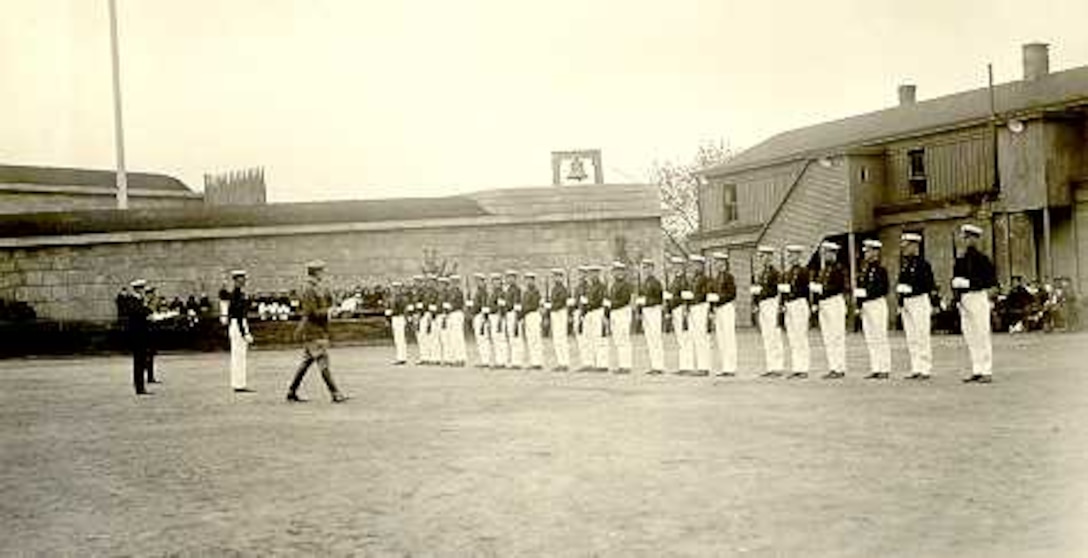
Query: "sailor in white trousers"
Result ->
[[754, 246, 785, 376], [223, 269, 255, 393], [548, 268, 572, 371], [638, 259, 666, 374], [857, 240, 891, 379], [896, 233, 936, 380], [709, 252, 738, 377], [953, 224, 997, 383], [813, 242, 848, 379]]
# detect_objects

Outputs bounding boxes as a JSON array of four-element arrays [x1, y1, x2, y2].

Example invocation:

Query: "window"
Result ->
[[721, 183, 738, 223], [907, 148, 927, 195], [859, 166, 870, 183]]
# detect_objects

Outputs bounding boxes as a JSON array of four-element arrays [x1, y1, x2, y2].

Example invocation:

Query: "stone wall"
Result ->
[[0, 202, 661, 323], [0, 189, 203, 214]]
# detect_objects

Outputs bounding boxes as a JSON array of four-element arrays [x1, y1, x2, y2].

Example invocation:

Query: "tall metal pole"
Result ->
[[109, 0, 128, 209]]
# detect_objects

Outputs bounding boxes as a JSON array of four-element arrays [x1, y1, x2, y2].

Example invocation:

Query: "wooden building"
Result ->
[[692, 43, 1088, 323]]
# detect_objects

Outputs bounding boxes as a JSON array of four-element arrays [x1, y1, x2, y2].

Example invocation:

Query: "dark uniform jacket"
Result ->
[[897, 256, 935, 299], [691, 272, 709, 304], [713, 271, 737, 305], [505, 284, 522, 315], [447, 286, 465, 312], [953, 247, 996, 293], [550, 281, 570, 311], [784, 264, 811, 301], [608, 278, 633, 309], [755, 265, 780, 303], [523, 284, 541, 314], [469, 284, 487, 315], [667, 274, 688, 312], [228, 286, 250, 336], [857, 261, 889, 303], [641, 275, 664, 307], [390, 291, 410, 316], [586, 278, 605, 311], [816, 262, 847, 301]]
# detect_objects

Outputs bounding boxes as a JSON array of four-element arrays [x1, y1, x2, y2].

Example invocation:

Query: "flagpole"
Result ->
[[108, 0, 128, 209]]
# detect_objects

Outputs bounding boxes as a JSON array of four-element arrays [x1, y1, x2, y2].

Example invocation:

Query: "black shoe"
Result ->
[[715, 371, 736, 378], [787, 372, 809, 379], [822, 371, 845, 380], [674, 370, 690, 376], [136, 390, 154, 396], [903, 373, 931, 381], [392, 360, 407, 366], [233, 387, 256, 393], [690, 370, 710, 377], [286, 393, 307, 403], [865, 372, 889, 380], [975, 375, 993, 384], [332, 393, 350, 403], [760, 371, 783, 378], [647, 369, 664, 375]]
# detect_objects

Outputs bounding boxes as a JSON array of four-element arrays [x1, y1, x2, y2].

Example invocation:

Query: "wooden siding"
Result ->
[[758, 159, 850, 256], [884, 126, 995, 205], [699, 162, 806, 232]]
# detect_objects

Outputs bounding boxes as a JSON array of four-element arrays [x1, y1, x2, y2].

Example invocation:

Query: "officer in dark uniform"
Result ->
[[126, 279, 153, 395], [953, 224, 997, 383], [638, 259, 666, 374], [446, 274, 467, 367], [574, 266, 591, 371], [287, 260, 349, 403], [897, 232, 936, 380], [856, 240, 891, 379], [488, 273, 507, 368]]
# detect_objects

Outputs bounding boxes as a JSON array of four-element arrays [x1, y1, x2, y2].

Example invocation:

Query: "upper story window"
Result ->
[[907, 148, 927, 195], [721, 183, 738, 223]]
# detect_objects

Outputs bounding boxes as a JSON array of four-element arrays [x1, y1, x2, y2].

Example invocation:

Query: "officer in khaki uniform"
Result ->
[[287, 260, 348, 403]]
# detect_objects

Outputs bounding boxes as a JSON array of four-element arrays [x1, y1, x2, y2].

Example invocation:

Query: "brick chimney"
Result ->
[[1023, 43, 1050, 81], [897, 84, 917, 106]]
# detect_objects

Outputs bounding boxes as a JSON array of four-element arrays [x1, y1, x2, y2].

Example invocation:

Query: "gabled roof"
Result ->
[[0, 164, 194, 193], [704, 64, 1088, 176]]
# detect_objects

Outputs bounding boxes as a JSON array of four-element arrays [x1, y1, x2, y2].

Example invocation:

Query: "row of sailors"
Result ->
[[382, 224, 997, 382]]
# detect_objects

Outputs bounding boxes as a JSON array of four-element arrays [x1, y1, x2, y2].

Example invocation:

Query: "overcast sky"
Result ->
[[3, 0, 1088, 202]]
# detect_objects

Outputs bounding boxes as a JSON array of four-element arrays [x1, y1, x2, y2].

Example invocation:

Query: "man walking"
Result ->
[[754, 246, 785, 377], [897, 233, 936, 380], [224, 269, 255, 393], [710, 252, 738, 377], [856, 240, 891, 380], [953, 224, 997, 383], [814, 242, 848, 379], [287, 260, 349, 403]]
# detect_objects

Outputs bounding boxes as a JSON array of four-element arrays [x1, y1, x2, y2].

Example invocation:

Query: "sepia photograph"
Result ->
[[2, 0, 1087, 555]]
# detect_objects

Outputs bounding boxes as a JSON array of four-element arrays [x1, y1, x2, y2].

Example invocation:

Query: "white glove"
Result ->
[[244, 334, 254, 344], [579, 296, 588, 304], [407, 304, 415, 312], [384, 309, 392, 317], [481, 306, 491, 313], [749, 285, 762, 295], [566, 297, 575, 307], [498, 298, 507, 306], [777, 284, 791, 294], [220, 316, 228, 326], [951, 277, 970, 290], [514, 304, 523, 312], [544, 301, 552, 310], [663, 292, 673, 301], [603, 299, 612, 308], [810, 282, 823, 294], [853, 287, 867, 299], [637, 296, 647, 306], [466, 299, 474, 307], [442, 302, 452, 310], [681, 290, 694, 301], [707, 293, 720, 303], [428, 304, 437, 312], [896, 284, 913, 295]]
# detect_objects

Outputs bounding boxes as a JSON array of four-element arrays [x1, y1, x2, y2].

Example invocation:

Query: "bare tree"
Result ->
[[651, 139, 733, 251]]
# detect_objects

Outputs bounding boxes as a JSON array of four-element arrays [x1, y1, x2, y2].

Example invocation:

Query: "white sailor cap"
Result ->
[[688, 254, 706, 263], [820, 241, 841, 251], [505, 269, 518, 276], [640, 258, 655, 266], [669, 256, 686, 264], [473, 272, 486, 279], [305, 259, 326, 271], [586, 264, 603, 271], [961, 224, 983, 237], [900, 232, 923, 243], [230, 269, 247, 278], [862, 239, 883, 249], [611, 261, 626, 269], [449, 274, 461, 280], [576, 265, 589, 272], [551, 268, 565, 274], [412, 275, 424, 281], [438, 276, 450, 283], [130, 279, 147, 288], [785, 244, 805, 253], [524, 271, 537, 278], [489, 272, 502, 279], [711, 252, 729, 260], [392, 281, 403, 287], [426, 273, 438, 280], [757, 245, 776, 254]]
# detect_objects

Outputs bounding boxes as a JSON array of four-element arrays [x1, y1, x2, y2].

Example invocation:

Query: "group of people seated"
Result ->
[[997, 276, 1077, 333]]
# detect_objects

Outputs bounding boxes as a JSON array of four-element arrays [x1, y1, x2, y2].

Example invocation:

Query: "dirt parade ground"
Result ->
[[2, 329, 1087, 557]]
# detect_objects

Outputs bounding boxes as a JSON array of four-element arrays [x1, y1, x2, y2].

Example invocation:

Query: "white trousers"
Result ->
[[550, 309, 570, 368], [714, 302, 737, 374], [586, 308, 610, 369], [473, 313, 492, 366], [489, 313, 508, 366], [447, 310, 465, 363], [959, 291, 993, 376], [643, 305, 665, 372], [785, 298, 811, 373], [902, 295, 932, 375], [690, 302, 712, 372], [818, 295, 846, 373], [507, 310, 524, 367], [861, 298, 891, 373], [574, 310, 589, 368], [672, 306, 694, 372], [525, 311, 544, 367], [391, 315, 407, 363], [420, 313, 434, 362], [228, 319, 248, 389], [610, 306, 633, 370], [758, 298, 784, 372]]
